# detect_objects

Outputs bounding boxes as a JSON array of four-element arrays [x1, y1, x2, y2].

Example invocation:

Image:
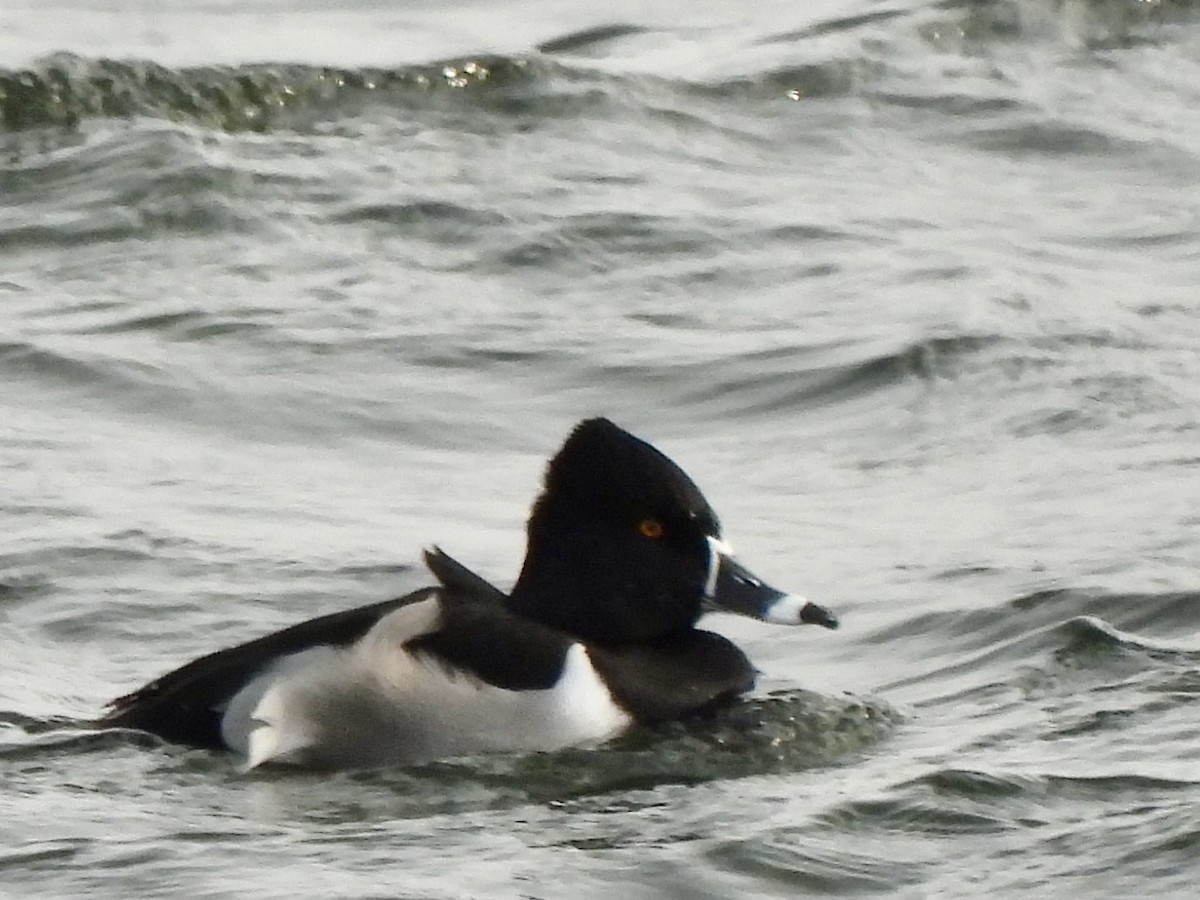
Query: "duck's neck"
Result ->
[[508, 536, 619, 644], [508, 529, 703, 646]]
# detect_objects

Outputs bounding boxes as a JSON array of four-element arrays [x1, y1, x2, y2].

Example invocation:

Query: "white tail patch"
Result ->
[[244, 685, 313, 770], [223, 644, 348, 769], [222, 601, 444, 769]]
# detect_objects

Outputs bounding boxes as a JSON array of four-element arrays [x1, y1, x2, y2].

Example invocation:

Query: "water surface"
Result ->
[[4, 0, 1200, 896]]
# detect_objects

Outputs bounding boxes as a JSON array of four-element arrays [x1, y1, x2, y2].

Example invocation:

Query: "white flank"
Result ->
[[220, 597, 631, 770]]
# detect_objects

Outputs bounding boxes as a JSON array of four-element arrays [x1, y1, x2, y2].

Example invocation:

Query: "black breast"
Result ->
[[586, 630, 756, 724]]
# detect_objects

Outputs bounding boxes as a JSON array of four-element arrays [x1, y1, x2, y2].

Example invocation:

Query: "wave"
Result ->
[[876, 588, 1200, 658], [870, 586, 1200, 711], [4, 0, 1196, 137], [7, 312, 1168, 440], [0, 50, 914, 137], [672, 333, 998, 415], [1013, 588, 1200, 642], [0, 339, 163, 387], [0, 53, 533, 135], [2, 690, 896, 814], [819, 765, 1200, 843]]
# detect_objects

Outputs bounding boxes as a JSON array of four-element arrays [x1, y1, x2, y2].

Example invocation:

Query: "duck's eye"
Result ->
[[638, 519, 664, 539]]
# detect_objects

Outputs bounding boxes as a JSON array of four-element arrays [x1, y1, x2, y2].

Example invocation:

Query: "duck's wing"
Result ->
[[98, 551, 507, 751], [422, 546, 507, 601], [98, 588, 440, 749]]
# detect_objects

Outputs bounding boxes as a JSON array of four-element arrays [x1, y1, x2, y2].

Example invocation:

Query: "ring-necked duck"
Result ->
[[99, 418, 837, 769]]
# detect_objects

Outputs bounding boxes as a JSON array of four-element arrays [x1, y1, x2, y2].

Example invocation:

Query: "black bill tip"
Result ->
[[799, 600, 839, 629]]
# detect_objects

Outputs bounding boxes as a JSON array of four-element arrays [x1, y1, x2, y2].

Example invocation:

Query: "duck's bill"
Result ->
[[704, 538, 839, 629]]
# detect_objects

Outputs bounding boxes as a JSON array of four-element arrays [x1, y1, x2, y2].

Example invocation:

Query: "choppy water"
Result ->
[[4, 0, 1200, 896]]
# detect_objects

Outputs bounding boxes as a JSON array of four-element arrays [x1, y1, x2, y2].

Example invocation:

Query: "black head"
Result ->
[[509, 418, 717, 644], [508, 418, 838, 645]]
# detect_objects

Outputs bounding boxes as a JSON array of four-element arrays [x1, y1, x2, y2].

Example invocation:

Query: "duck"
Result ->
[[99, 417, 838, 770]]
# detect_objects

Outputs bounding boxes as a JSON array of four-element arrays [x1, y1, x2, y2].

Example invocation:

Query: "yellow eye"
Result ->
[[638, 519, 664, 539]]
